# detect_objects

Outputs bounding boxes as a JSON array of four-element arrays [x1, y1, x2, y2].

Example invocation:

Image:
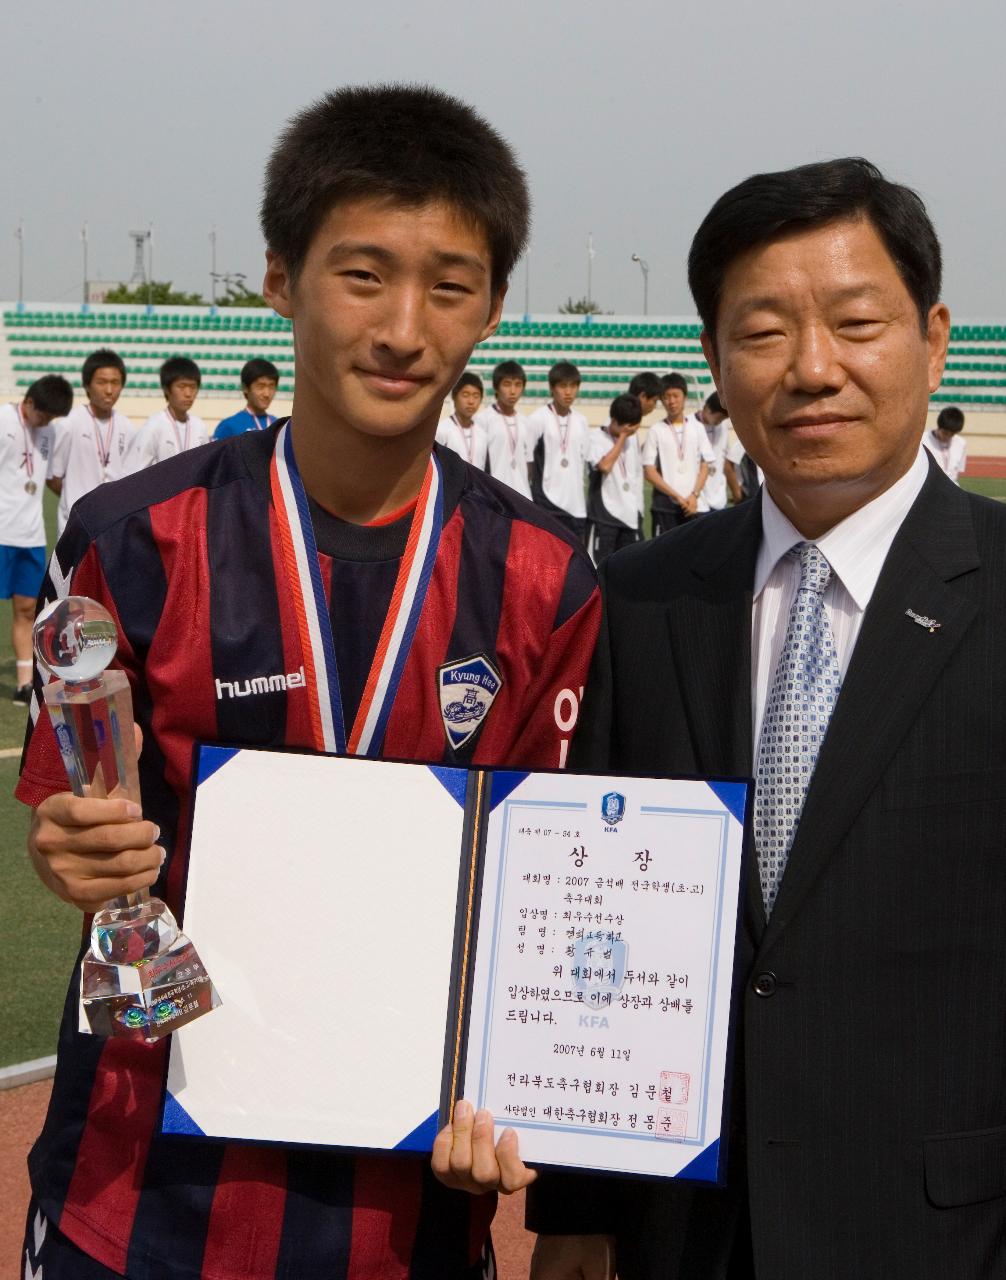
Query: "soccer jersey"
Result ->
[[435, 414, 489, 469], [17, 425, 599, 1280], [0, 402, 53, 547], [642, 416, 716, 513], [213, 408, 277, 440], [50, 404, 132, 535], [922, 429, 967, 485], [475, 403, 533, 499], [586, 427, 643, 530], [526, 403, 591, 518], [124, 409, 209, 472]]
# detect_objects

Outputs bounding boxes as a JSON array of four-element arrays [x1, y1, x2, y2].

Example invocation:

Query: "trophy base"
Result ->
[[82, 934, 220, 1043]]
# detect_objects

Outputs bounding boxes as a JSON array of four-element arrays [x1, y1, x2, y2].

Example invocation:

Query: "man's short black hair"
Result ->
[[936, 406, 965, 434], [610, 393, 642, 427], [492, 360, 526, 390], [82, 348, 127, 388], [704, 392, 724, 415], [688, 157, 943, 344], [262, 84, 530, 298], [240, 358, 280, 388], [160, 356, 201, 391], [660, 372, 688, 396], [628, 371, 662, 399], [452, 371, 483, 397], [549, 361, 581, 388], [25, 375, 73, 419]]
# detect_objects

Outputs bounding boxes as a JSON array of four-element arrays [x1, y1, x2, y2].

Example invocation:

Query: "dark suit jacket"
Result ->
[[527, 461, 1006, 1279]]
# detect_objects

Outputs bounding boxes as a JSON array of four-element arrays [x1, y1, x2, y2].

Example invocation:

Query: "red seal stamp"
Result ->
[[656, 1107, 688, 1139], [659, 1070, 690, 1106]]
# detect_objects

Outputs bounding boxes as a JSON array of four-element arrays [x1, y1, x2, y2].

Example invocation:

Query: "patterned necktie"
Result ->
[[754, 542, 842, 916]]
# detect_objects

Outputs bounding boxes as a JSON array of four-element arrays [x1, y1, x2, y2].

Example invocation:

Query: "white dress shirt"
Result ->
[[752, 448, 929, 750]]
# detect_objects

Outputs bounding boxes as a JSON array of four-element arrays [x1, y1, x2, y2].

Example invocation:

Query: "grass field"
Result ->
[[1, 475, 1004, 1069]]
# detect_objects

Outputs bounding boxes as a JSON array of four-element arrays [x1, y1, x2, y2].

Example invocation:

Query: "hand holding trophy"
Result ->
[[33, 595, 219, 1042]]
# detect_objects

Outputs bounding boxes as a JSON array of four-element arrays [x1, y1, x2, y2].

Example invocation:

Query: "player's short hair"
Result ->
[[660, 372, 688, 396], [688, 157, 942, 345], [81, 348, 127, 388], [240, 358, 280, 388], [261, 84, 530, 298], [160, 356, 201, 391], [936, 406, 965, 433], [610, 393, 642, 427], [492, 360, 526, 390], [704, 392, 724, 415], [628, 371, 662, 399], [25, 375, 74, 419], [452, 371, 484, 397], [549, 361, 581, 388]]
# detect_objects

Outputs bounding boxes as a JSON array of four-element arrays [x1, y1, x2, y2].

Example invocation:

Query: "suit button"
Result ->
[[752, 972, 778, 997]]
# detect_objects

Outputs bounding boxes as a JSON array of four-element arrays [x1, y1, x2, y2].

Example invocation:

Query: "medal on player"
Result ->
[[17, 402, 38, 496], [33, 597, 220, 1042], [24, 480, 36, 495], [551, 403, 572, 469], [272, 421, 443, 757]]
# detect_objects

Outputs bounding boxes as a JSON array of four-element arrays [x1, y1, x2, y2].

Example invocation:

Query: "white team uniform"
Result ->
[[50, 404, 133, 534], [475, 403, 533, 499], [526, 403, 591, 518], [642, 417, 717, 503], [587, 428, 644, 528], [434, 415, 489, 469], [0, 403, 53, 547], [922, 429, 967, 485], [124, 409, 209, 473]]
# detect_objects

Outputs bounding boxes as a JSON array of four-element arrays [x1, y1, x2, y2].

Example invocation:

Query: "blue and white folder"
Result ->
[[163, 746, 750, 1184]]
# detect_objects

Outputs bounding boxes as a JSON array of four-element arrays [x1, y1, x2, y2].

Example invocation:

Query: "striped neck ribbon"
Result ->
[[270, 421, 443, 756]]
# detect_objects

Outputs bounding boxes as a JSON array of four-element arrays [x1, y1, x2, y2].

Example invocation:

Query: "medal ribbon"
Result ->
[[270, 421, 443, 757], [15, 403, 34, 481], [494, 403, 519, 462], [87, 406, 115, 469], [165, 408, 191, 452], [451, 413, 475, 463], [549, 402, 571, 458]]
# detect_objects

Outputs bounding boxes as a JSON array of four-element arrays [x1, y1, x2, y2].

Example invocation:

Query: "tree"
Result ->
[[558, 295, 610, 315], [216, 280, 269, 308], [103, 280, 205, 306]]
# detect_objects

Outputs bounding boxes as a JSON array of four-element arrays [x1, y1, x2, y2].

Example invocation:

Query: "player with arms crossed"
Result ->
[[18, 85, 599, 1280]]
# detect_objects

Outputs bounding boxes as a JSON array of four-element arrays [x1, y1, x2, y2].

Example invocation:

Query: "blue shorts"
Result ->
[[0, 544, 45, 599]]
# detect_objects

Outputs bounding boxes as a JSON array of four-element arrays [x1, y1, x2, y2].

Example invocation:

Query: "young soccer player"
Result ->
[[124, 355, 209, 471], [0, 375, 72, 701], [526, 360, 592, 540], [18, 85, 598, 1280], [435, 370, 488, 466], [587, 393, 644, 563], [213, 357, 281, 439], [692, 391, 733, 511], [49, 349, 132, 535], [627, 370, 662, 418], [923, 404, 968, 484], [642, 371, 715, 535], [476, 359, 533, 497]]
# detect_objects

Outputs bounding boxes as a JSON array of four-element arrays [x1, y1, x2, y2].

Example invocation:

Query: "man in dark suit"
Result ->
[[526, 158, 1006, 1279]]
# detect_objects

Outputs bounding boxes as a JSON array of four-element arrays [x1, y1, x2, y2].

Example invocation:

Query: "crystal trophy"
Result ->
[[33, 596, 220, 1042]]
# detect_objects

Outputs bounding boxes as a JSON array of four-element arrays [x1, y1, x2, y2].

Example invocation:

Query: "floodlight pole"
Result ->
[[587, 233, 595, 308], [147, 225, 154, 307], [15, 219, 23, 304], [81, 223, 89, 304], [210, 227, 217, 305], [631, 253, 650, 316]]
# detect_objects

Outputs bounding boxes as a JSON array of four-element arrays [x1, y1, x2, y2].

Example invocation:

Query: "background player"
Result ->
[[124, 356, 208, 471], [18, 84, 598, 1280], [477, 359, 534, 496], [49, 349, 132, 535], [213, 357, 280, 438], [527, 360, 592, 540], [643, 371, 715, 534], [436, 370, 488, 467], [586, 392, 643, 563], [627, 370, 662, 419], [692, 391, 734, 511], [0, 376, 72, 702], [923, 404, 968, 483]]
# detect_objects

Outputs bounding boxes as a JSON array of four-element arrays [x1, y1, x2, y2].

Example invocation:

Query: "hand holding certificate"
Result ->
[[165, 749, 749, 1184]]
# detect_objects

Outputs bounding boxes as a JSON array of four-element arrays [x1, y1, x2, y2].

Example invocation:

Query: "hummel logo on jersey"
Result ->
[[215, 666, 306, 700]]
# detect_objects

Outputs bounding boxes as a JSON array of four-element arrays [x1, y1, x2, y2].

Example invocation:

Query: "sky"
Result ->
[[3, 0, 1005, 318]]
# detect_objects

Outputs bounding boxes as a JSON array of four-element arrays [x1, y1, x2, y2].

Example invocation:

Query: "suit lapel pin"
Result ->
[[905, 608, 941, 634]]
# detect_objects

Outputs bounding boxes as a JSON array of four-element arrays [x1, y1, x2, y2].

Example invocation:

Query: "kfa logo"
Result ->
[[438, 653, 503, 750], [601, 790, 625, 826]]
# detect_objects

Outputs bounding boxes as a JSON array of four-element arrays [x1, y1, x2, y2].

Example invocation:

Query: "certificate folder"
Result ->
[[163, 745, 750, 1184]]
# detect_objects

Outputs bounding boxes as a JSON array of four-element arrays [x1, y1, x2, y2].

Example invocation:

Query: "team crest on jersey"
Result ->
[[438, 653, 503, 750], [601, 791, 625, 826]]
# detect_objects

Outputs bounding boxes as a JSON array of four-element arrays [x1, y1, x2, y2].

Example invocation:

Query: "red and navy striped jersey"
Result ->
[[17, 425, 600, 1280]]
